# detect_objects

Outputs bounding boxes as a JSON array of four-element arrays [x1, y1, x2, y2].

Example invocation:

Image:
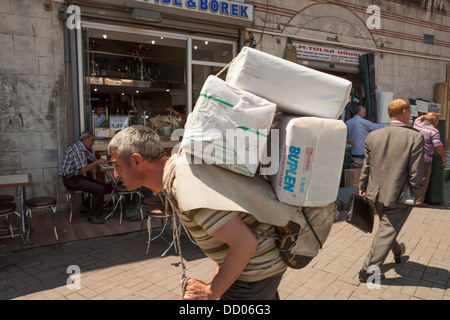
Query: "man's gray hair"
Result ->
[[79, 131, 93, 141], [356, 105, 366, 114], [108, 125, 166, 163]]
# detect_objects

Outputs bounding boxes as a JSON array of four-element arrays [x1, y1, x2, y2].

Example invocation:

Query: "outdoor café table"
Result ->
[[0, 173, 33, 241]]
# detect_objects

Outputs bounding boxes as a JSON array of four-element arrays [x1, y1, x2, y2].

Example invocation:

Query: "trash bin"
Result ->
[[425, 119, 446, 204]]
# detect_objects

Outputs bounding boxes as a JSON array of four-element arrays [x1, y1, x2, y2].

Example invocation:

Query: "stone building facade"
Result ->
[[0, 0, 448, 208], [247, 0, 449, 102], [0, 0, 66, 202]]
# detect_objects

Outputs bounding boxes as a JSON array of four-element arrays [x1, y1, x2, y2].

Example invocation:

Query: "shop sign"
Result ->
[[109, 115, 129, 130], [411, 105, 418, 117], [428, 102, 441, 113], [413, 101, 441, 115], [135, 0, 253, 21], [293, 42, 364, 65], [415, 100, 429, 113]]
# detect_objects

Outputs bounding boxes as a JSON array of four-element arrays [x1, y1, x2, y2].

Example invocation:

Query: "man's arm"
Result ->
[[364, 119, 386, 131], [435, 145, 447, 166], [413, 115, 425, 128], [182, 216, 258, 300], [79, 158, 106, 173], [359, 140, 371, 196]]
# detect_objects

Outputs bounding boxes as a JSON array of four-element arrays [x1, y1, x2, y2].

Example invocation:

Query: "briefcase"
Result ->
[[346, 193, 375, 233]]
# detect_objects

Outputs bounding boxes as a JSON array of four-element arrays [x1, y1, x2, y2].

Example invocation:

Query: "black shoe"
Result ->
[[394, 243, 406, 264], [77, 205, 89, 214], [358, 269, 385, 282], [88, 216, 105, 224]]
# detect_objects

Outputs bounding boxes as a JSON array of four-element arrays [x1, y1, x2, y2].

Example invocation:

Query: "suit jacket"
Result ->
[[359, 122, 424, 208]]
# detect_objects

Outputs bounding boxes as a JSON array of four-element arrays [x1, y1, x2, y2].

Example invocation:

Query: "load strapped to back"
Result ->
[[168, 47, 351, 269]]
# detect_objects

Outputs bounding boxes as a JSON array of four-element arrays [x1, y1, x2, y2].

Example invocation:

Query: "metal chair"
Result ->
[[104, 170, 141, 224], [140, 188, 199, 256], [0, 195, 15, 202], [0, 201, 23, 242], [64, 188, 87, 223], [139, 192, 165, 233], [25, 196, 58, 243], [144, 205, 174, 256], [139, 190, 173, 256]]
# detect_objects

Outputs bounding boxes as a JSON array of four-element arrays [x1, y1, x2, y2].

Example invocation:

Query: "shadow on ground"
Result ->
[[0, 228, 204, 299], [380, 256, 450, 289]]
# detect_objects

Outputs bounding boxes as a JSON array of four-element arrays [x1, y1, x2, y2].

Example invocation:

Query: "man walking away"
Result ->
[[358, 99, 424, 282]]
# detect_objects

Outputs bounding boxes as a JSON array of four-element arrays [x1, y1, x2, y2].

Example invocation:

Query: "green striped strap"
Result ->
[[199, 94, 234, 108]]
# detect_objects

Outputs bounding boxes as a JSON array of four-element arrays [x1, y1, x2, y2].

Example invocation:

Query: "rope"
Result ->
[[179, 277, 191, 299], [302, 211, 323, 249], [163, 159, 191, 299], [215, 58, 235, 78]]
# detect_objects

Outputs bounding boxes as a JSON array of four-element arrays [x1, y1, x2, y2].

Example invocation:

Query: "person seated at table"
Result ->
[[58, 131, 107, 224]]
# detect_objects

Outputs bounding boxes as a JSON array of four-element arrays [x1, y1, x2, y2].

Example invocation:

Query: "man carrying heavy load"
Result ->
[[108, 125, 287, 300]]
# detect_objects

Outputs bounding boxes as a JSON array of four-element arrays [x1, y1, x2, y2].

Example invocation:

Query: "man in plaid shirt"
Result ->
[[58, 131, 107, 224]]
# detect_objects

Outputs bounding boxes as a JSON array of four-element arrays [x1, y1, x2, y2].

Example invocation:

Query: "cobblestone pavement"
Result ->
[[1, 198, 449, 301]]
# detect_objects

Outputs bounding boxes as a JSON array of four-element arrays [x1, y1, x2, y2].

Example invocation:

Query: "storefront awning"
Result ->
[[73, 0, 254, 28], [291, 40, 367, 73]]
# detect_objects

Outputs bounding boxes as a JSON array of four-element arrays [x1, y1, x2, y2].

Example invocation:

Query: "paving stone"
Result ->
[[0, 201, 449, 301]]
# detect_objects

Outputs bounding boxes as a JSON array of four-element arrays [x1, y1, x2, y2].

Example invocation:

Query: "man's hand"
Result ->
[[182, 279, 211, 300], [180, 215, 258, 300], [359, 189, 366, 197], [81, 158, 107, 174]]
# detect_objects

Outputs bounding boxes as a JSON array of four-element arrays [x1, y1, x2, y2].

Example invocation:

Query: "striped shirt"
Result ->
[[58, 141, 95, 177], [414, 118, 443, 164], [180, 208, 287, 282]]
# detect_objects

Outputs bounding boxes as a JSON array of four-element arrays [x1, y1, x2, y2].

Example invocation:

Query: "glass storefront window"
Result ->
[[192, 39, 234, 64], [80, 23, 236, 147], [192, 64, 227, 108], [84, 29, 187, 141]]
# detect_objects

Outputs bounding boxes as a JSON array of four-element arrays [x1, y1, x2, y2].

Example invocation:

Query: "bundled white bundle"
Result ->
[[268, 114, 347, 206], [226, 47, 352, 119], [180, 75, 276, 177]]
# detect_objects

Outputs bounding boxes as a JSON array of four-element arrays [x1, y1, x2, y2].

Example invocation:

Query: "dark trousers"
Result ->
[[63, 175, 105, 218], [362, 202, 412, 270], [220, 275, 282, 300]]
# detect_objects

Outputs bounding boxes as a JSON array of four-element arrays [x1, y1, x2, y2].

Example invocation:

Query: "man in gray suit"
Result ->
[[358, 99, 424, 282]]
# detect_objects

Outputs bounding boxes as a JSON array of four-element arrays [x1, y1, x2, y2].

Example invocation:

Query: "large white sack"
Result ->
[[376, 91, 393, 124], [268, 114, 347, 206], [226, 47, 352, 119], [180, 75, 276, 177]]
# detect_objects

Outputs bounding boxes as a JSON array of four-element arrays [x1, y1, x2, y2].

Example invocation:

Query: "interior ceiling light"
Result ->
[[102, 34, 107, 39]]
